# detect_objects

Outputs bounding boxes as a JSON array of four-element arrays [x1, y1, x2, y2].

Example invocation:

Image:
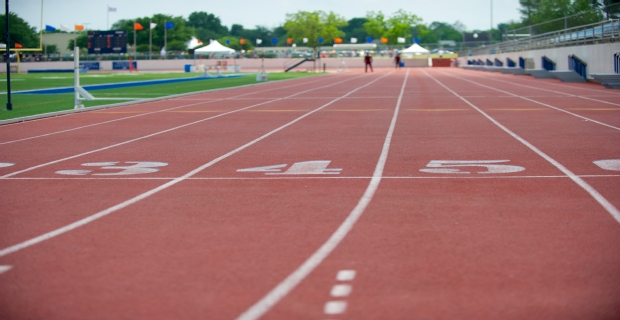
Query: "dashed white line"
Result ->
[[336, 270, 357, 281], [0, 266, 12, 274], [330, 284, 352, 297], [236, 69, 408, 320], [324, 301, 347, 314]]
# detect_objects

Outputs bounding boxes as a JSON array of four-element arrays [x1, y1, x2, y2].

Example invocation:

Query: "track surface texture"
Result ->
[[1, 68, 619, 320]]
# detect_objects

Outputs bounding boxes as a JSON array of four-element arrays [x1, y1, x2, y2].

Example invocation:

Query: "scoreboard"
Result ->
[[87, 30, 128, 54]]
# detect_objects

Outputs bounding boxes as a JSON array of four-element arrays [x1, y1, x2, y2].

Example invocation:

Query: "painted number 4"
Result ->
[[419, 160, 525, 174]]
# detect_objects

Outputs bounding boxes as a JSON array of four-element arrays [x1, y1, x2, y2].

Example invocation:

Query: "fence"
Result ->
[[542, 56, 556, 71]]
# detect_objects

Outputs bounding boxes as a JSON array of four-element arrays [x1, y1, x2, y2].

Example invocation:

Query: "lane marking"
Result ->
[[0, 71, 393, 259], [424, 69, 620, 225], [568, 108, 620, 111], [336, 270, 356, 281], [419, 160, 525, 174], [594, 159, 620, 171], [330, 284, 352, 297], [247, 110, 308, 112], [166, 110, 226, 113], [408, 108, 468, 112], [488, 108, 547, 111], [327, 109, 388, 112], [56, 162, 168, 176], [0, 162, 14, 168], [237, 70, 409, 320], [0, 75, 369, 179], [0, 266, 12, 274], [238, 161, 342, 175], [3, 174, 619, 181], [436, 70, 620, 132], [0, 74, 340, 145], [324, 301, 347, 315], [455, 69, 620, 106]]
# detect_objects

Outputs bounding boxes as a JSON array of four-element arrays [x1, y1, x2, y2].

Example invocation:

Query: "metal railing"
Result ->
[[461, 19, 619, 57]]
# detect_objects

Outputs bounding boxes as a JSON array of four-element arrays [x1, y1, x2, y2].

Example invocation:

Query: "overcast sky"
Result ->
[[10, 0, 521, 32]]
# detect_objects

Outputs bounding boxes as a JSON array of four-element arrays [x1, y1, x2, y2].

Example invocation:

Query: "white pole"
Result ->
[[164, 22, 167, 59], [107, 6, 109, 30], [490, 0, 493, 44], [74, 46, 81, 109], [149, 20, 152, 60], [133, 23, 136, 58]]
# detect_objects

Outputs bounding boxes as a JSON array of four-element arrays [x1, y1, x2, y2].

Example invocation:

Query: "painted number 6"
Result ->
[[419, 160, 525, 174]]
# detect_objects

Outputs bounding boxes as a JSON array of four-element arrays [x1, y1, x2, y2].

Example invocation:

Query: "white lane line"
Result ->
[[336, 270, 356, 281], [424, 70, 620, 225], [0, 265, 12, 274], [330, 284, 352, 297], [436, 70, 620, 132], [0, 75, 338, 145], [3, 174, 620, 181], [0, 75, 369, 179], [0, 71, 393, 258], [324, 301, 347, 315], [455, 70, 620, 106], [236, 70, 409, 320]]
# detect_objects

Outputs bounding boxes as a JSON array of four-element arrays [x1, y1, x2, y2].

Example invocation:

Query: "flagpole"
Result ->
[[133, 22, 136, 59], [149, 21, 152, 60], [107, 6, 109, 30]]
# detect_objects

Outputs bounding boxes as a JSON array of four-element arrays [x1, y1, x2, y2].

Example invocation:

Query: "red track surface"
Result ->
[[1, 69, 619, 319]]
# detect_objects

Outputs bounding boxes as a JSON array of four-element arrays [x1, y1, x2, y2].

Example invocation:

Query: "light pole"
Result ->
[[490, 0, 493, 44]]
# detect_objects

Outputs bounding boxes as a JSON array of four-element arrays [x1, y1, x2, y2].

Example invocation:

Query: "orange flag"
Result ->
[[240, 38, 246, 45], [15, 43, 23, 48], [381, 37, 388, 44], [334, 38, 343, 44], [134, 22, 144, 31], [287, 38, 293, 45], [75, 24, 84, 31]]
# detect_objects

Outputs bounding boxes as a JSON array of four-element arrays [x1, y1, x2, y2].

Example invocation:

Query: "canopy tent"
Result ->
[[401, 43, 429, 54], [194, 40, 235, 54]]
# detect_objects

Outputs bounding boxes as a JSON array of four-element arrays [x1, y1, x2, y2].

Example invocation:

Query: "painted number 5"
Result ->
[[419, 160, 525, 174]]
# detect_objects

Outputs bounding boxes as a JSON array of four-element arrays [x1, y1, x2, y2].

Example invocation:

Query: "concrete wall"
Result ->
[[0, 57, 432, 73], [458, 43, 620, 75]]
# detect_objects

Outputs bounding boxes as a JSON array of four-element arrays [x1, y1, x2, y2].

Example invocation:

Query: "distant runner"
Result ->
[[395, 54, 401, 69], [364, 52, 373, 73]]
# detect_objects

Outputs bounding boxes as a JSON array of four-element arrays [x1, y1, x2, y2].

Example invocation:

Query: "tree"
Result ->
[[519, 0, 543, 25], [43, 43, 58, 54], [112, 14, 193, 51], [340, 18, 368, 43], [364, 10, 422, 44], [530, 0, 602, 32], [284, 11, 347, 51], [230, 24, 244, 37], [187, 11, 229, 42], [0, 13, 40, 48], [67, 34, 88, 50], [216, 36, 254, 51]]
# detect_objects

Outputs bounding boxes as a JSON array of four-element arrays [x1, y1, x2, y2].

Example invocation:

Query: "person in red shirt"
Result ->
[[364, 52, 373, 73], [395, 53, 401, 69]]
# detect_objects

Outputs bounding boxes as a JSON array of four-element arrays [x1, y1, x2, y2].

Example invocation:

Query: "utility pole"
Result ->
[[490, 0, 494, 44]]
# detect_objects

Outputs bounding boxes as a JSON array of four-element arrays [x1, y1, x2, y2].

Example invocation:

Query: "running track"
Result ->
[[0, 68, 619, 319]]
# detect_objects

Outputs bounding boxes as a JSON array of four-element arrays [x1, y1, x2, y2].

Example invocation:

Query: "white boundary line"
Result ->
[[0, 73, 370, 178], [423, 69, 620, 225], [459, 68, 620, 96], [0, 75, 340, 145], [3, 174, 618, 181], [456, 70, 620, 107], [236, 69, 409, 320], [436, 70, 620, 132], [0, 71, 394, 257]]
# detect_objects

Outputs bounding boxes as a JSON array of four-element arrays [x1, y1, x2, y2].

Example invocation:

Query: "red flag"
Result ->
[[134, 22, 144, 31], [14, 43, 23, 48], [287, 38, 293, 45]]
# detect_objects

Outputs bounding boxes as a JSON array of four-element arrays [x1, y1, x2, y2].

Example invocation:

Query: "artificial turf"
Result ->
[[0, 72, 323, 120]]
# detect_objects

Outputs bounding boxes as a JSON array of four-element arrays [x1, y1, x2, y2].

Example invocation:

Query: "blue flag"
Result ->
[[318, 37, 324, 43], [366, 37, 373, 43], [165, 22, 175, 29], [271, 38, 278, 44], [45, 25, 57, 32], [225, 39, 230, 44], [413, 37, 421, 43]]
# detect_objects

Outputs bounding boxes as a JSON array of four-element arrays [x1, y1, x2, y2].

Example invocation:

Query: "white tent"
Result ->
[[194, 40, 235, 54], [401, 43, 429, 54]]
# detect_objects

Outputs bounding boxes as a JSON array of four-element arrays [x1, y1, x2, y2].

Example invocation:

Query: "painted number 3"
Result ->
[[419, 160, 525, 174], [56, 162, 168, 176]]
